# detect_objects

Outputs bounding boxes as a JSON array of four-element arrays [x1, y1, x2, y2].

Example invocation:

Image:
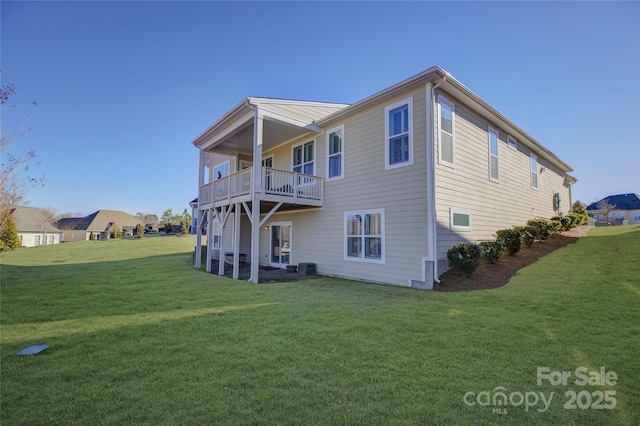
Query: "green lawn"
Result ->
[[1, 228, 638, 425]]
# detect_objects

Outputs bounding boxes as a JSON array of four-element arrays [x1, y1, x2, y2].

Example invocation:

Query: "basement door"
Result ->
[[270, 222, 292, 267]]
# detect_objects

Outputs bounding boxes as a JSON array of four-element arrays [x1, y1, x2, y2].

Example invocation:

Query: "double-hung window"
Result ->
[[438, 96, 455, 167], [507, 135, 517, 151], [293, 141, 314, 175], [327, 126, 344, 180], [530, 153, 538, 190], [345, 209, 385, 263], [385, 98, 413, 169], [488, 127, 499, 182]]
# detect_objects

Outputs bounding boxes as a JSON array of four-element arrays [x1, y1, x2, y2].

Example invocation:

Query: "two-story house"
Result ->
[[192, 66, 576, 289]]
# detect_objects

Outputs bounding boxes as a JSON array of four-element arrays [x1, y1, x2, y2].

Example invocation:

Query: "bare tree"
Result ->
[[38, 206, 57, 245], [0, 74, 44, 236], [595, 199, 617, 223]]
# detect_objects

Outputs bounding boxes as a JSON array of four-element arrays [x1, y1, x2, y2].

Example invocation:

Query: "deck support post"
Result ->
[[233, 203, 241, 279], [250, 110, 264, 284]]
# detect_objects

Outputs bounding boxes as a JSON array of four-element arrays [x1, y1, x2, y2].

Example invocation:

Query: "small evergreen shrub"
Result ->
[[495, 228, 521, 255], [548, 219, 562, 236], [89, 232, 95, 241], [0, 216, 20, 251], [526, 219, 552, 241], [515, 225, 536, 248], [136, 223, 145, 239], [479, 240, 504, 264], [447, 243, 482, 278]]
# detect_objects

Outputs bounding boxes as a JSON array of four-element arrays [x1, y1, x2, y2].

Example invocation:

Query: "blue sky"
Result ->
[[2, 1, 638, 217]]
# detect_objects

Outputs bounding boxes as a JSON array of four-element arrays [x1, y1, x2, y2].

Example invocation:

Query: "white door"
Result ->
[[270, 222, 292, 267]]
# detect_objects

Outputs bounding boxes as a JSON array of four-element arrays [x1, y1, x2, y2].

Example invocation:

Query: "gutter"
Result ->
[[426, 77, 446, 285]]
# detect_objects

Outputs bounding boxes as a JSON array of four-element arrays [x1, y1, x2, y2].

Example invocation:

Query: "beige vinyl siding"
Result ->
[[259, 88, 430, 286], [434, 91, 571, 263]]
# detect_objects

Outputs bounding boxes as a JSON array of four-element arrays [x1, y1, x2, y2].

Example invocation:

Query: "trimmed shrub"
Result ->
[[548, 219, 562, 237], [89, 232, 95, 241], [515, 225, 536, 248], [479, 240, 504, 264], [551, 215, 571, 231], [447, 243, 482, 278], [495, 228, 521, 255], [526, 218, 552, 241], [135, 223, 145, 239]]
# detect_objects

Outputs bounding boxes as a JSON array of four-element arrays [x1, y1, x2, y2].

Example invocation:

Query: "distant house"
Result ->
[[55, 210, 142, 241], [192, 65, 576, 289], [189, 198, 198, 234], [587, 193, 640, 225], [10, 206, 63, 247]]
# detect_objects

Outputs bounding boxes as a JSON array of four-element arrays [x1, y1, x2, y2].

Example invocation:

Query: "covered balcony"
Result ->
[[192, 97, 349, 284], [198, 166, 324, 212]]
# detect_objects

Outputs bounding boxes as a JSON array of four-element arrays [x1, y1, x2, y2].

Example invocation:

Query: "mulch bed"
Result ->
[[434, 226, 592, 292]]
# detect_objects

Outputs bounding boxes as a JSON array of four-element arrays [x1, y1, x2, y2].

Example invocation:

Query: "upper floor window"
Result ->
[[327, 126, 344, 180], [385, 98, 413, 169], [530, 153, 538, 190], [488, 127, 499, 182], [438, 96, 455, 167], [507, 135, 517, 151], [293, 141, 314, 175], [213, 161, 229, 181]]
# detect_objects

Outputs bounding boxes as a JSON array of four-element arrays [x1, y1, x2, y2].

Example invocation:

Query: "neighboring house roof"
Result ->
[[55, 210, 142, 232], [586, 193, 640, 211], [10, 206, 62, 233]]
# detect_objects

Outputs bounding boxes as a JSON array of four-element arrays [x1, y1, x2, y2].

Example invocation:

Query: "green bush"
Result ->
[[514, 225, 536, 248], [526, 219, 552, 241], [89, 232, 95, 241], [495, 228, 521, 255], [479, 241, 504, 264], [447, 243, 482, 278], [548, 219, 562, 236], [551, 215, 572, 231], [1, 216, 20, 251], [136, 223, 145, 239]]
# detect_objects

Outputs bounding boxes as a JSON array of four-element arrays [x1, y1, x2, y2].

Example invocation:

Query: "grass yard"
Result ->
[[1, 227, 639, 425]]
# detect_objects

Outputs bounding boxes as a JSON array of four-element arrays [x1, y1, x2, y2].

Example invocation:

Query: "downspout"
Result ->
[[427, 77, 446, 284]]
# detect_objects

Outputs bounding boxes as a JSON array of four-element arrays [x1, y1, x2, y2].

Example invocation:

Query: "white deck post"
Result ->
[[206, 208, 213, 273], [233, 203, 241, 279], [218, 206, 226, 276], [196, 151, 206, 268], [250, 109, 264, 284]]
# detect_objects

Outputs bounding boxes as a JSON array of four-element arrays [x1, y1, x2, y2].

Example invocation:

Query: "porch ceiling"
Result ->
[[211, 118, 315, 155]]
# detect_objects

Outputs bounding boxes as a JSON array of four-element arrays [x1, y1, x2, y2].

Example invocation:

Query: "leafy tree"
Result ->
[[181, 208, 191, 235], [0, 214, 20, 251], [0, 75, 45, 238], [160, 208, 174, 232]]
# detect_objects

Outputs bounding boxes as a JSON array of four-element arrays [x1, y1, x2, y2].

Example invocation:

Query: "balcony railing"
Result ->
[[199, 167, 323, 207]]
